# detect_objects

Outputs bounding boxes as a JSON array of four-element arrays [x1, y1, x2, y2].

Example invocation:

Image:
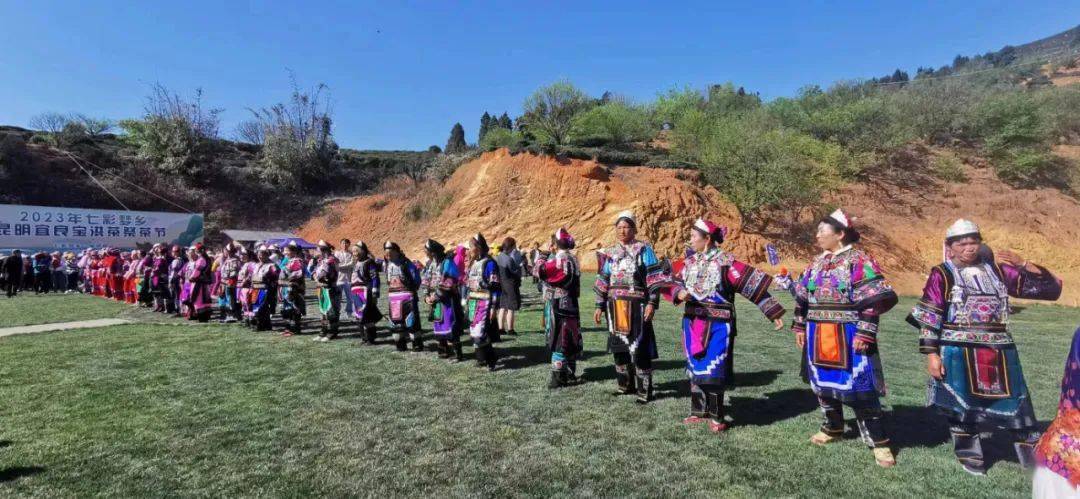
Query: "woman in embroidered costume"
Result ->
[[594, 210, 667, 403], [465, 233, 501, 371], [137, 249, 154, 307], [1034, 327, 1080, 498], [792, 209, 898, 468], [149, 244, 170, 312], [100, 248, 121, 300], [250, 247, 279, 331], [312, 240, 341, 342], [424, 239, 466, 359], [215, 243, 242, 323], [122, 251, 137, 304], [666, 219, 786, 433], [350, 241, 384, 344], [535, 228, 583, 388], [167, 245, 186, 315], [384, 241, 423, 351], [278, 242, 307, 337], [184, 243, 214, 322], [236, 247, 256, 328], [908, 219, 1062, 476]]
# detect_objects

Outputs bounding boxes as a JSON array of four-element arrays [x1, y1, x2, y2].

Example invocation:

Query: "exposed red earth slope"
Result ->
[[300, 148, 1080, 304]]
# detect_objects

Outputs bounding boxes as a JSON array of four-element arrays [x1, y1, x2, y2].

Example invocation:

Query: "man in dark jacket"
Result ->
[[3, 250, 23, 298]]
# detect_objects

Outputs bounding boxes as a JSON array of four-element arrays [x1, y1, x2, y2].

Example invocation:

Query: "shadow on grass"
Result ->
[[580, 359, 685, 384], [498, 344, 552, 370], [728, 388, 820, 426], [654, 370, 784, 400], [877, 404, 1047, 471], [887, 405, 951, 453], [0, 466, 45, 483]]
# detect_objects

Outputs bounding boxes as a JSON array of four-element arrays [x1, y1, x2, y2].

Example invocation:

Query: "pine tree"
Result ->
[[446, 123, 467, 153], [479, 112, 492, 142], [498, 112, 512, 130]]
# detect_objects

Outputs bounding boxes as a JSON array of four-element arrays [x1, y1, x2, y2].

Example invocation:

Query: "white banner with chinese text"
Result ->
[[0, 204, 204, 251]]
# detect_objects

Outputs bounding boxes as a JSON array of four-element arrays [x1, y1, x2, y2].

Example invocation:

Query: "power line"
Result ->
[[65, 152, 197, 214], [65, 152, 130, 211]]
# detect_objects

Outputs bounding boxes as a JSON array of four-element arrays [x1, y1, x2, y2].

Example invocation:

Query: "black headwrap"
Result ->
[[470, 233, 488, 254], [425, 239, 445, 256]]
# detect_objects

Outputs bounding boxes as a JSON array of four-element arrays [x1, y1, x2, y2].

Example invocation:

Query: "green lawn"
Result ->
[[1, 276, 1078, 497], [0, 292, 132, 327]]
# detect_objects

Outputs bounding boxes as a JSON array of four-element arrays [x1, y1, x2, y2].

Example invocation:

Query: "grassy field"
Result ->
[[1, 276, 1078, 497], [0, 292, 132, 326]]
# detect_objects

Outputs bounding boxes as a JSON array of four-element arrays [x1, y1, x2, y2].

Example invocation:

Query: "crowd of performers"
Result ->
[[8, 207, 1080, 486]]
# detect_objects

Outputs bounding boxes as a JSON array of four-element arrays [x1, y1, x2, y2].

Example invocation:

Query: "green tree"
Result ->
[[521, 80, 592, 145], [445, 123, 467, 153], [479, 127, 521, 150], [119, 83, 222, 183], [569, 101, 652, 146], [674, 114, 835, 229], [707, 83, 761, 116], [479, 112, 492, 142], [653, 86, 706, 129], [497, 112, 512, 130], [249, 79, 337, 189]]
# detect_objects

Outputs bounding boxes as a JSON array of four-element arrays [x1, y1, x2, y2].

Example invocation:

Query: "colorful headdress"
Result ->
[[614, 210, 637, 228], [383, 240, 400, 252], [692, 218, 724, 242], [826, 208, 851, 229], [317, 239, 334, 251], [554, 227, 575, 249]]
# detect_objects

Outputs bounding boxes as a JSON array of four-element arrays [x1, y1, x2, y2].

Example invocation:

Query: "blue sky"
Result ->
[[1, 1, 1078, 150]]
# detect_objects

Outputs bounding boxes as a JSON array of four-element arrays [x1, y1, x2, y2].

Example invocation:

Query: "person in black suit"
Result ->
[[3, 249, 23, 298]]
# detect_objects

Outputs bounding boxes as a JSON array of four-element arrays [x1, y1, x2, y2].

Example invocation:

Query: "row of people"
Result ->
[[586, 209, 1062, 473], [0, 250, 82, 296], [29, 207, 1066, 477]]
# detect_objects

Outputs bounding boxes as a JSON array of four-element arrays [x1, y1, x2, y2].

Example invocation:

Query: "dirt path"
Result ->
[[0, 318, 133, 338]]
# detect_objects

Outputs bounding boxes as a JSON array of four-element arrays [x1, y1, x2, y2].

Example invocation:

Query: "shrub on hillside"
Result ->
[[993, 148, 1073, 188], [674, 114, 834, 229], [249, 80, 337, 190], [120, 84, 222, 183], [653, 86, 707, 129], [568, 101, 653, 146], [479, 127, 522, 151], [971, 92, 1049, 154], [931, 154, 968, 182], [521, 80, 593, 145]]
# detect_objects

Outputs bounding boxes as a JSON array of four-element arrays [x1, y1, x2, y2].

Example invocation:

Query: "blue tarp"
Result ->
[[263, 237, 318, 249]]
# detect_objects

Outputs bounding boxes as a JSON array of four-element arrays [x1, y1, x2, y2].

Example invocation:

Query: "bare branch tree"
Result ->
[[70, 113, 115, 136], [233, 120, 265, 145], [28, 112, 70, 134]]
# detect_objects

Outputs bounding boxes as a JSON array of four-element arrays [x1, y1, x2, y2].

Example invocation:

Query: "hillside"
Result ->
[[0, 125, 438, 236], [300, 147, 1080, 304]]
